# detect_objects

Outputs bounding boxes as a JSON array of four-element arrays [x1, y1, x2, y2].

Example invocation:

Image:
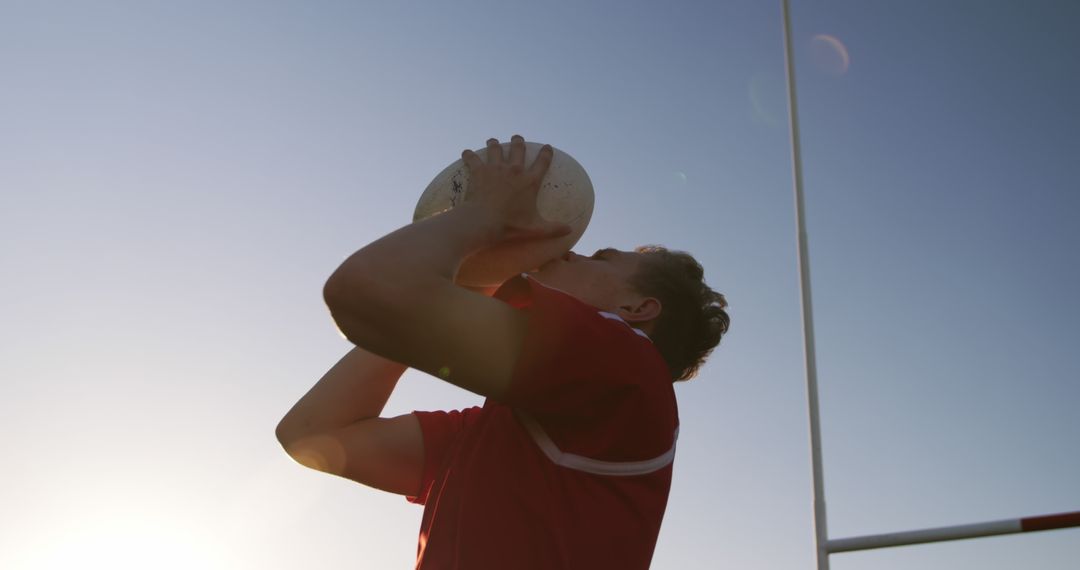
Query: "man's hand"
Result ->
[[461, 135, 573, 245]]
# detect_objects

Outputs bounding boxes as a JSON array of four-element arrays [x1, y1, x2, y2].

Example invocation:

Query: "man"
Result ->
[[276, 135, 730, 568]]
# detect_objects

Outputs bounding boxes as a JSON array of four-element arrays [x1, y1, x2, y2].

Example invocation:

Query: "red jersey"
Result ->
[[407, 274, 679, 569]]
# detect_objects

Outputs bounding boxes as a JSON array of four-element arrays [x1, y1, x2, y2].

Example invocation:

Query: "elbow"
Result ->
[[275, 422, 314, 467], [323, 269, 379, 318], [275, 428, 345, 475], [276, 417, 302, 450], [276, 409, 317, 450], [323, 258, 374, 312], [275, 419, 290, 446], [322, 272, 353, 315], [323, 276, 386, 349], [323, 277, 365, 342]]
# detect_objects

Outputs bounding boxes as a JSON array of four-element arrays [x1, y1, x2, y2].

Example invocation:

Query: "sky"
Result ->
[[1, 1, 1078, 568]]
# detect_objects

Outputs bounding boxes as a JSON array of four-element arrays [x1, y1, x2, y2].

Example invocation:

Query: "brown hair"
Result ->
[[627, 245, 730, 382]]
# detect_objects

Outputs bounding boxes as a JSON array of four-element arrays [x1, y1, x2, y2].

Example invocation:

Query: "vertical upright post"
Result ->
[[780, 1, 830, 569]]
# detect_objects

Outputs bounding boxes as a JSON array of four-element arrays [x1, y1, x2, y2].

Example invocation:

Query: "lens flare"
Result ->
[[810, 34, 850, 75]]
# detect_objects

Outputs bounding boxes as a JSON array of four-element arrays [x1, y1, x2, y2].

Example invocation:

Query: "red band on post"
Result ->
[[1020, 511, 1080, 532]]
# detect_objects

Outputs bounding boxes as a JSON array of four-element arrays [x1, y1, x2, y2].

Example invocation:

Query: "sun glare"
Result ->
[[17, 512, 230, 570]]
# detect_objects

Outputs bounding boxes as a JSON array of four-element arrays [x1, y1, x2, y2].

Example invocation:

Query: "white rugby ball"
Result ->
[[414, 141, 594, 287]]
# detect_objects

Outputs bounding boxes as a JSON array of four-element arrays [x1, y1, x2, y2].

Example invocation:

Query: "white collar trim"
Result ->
[[597, 311, 652, 341]]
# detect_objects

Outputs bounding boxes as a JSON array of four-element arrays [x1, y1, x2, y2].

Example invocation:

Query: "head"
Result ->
[[528, 245, 729, 381]]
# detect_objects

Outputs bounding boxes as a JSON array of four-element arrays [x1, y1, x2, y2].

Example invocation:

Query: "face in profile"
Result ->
[[528, 248, 660, 328]]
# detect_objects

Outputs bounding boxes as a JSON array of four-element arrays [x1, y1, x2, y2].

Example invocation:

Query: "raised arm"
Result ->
[[288, 136, 558, 491], [275, 347, 423, 496], [322, 138, 568, 401]]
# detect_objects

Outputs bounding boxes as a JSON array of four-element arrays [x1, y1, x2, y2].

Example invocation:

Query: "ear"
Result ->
[[618, 297, 662, 324]]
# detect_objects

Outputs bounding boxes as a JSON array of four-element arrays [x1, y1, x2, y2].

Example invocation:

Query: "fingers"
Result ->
[[508, 134, 525, 168], [486, 137, 504, 164], [461, 148, 483, 171], [465, 136, 550, 177], [528, 144, 554, 180]]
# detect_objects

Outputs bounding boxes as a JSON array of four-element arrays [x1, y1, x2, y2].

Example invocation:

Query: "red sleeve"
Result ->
[[495, 275, 668, 421], [406, 407, 481, 505]]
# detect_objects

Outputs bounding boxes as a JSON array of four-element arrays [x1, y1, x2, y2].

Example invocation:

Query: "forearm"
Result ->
[[276, 346, 408, 441], [324, 203, 501, 310], [283, 204, 501, 439]]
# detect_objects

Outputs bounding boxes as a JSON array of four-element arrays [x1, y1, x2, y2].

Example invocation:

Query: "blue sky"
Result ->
[[1, 1, 1077, 568]]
